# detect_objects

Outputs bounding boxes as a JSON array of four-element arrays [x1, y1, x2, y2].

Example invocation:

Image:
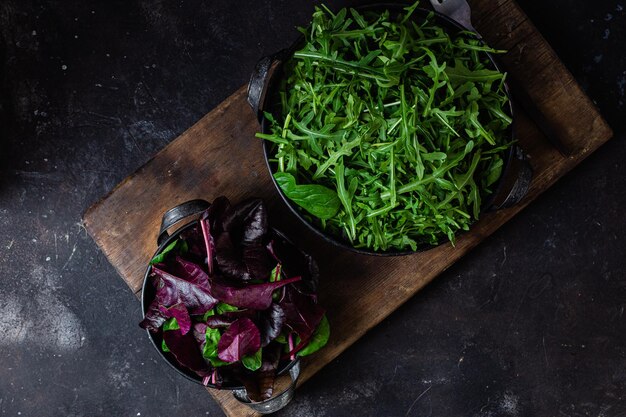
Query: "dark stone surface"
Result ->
[[0, 1, 624, 416]]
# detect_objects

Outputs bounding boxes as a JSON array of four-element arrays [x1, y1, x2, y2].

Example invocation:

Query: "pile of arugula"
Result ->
[[140, 197, 329, 401], [257, 2, 512, 251]]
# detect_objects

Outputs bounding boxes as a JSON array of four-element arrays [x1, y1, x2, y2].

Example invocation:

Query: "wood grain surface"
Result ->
[[83, 0, 612, 416]]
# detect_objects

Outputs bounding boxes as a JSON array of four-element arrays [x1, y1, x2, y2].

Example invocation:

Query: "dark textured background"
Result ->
[[0, 1, 624, 416]]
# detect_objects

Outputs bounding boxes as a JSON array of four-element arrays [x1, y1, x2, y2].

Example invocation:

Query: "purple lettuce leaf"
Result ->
[[169, 256, 210, 287], [211, 276, 302, 310], [144, 256, 300, 332], [214, 232, 247, 278], [140, 257, 215, 332], [178, 196, 230, 265], [205, 196, 231, 235], [259, 303, 285, 347], [243, 243, 274, 281], [159, 302, 191, 335], [215, 199, 274, 282], [215, 233, 274, 282], [217, 317, 261, 363], [221, 199, 267, 240], [239, 200, 267, 244], [192, 322, 208, 348], [205, 310, 255, 329], [280, 290, 325, 353], [205, 315, 237, 329], [139, 299, 167, 332], [267, 238, 319, 298], [179, 224, 207, 262], [150, 264, 179, 306], [139, 268, 184, 332], [152, 261, 218, 315], [235, 343, 281, 402], [162, 328, 210, 377]]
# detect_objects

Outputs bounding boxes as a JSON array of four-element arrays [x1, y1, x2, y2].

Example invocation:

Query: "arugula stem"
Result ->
[[278, 113, 292, 172]]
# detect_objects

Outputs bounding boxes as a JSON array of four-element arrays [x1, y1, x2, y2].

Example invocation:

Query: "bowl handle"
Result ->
[[490, 146, 533, 210], [247, 49, 289, 122], [232, 359, 301, 414], [157, 199, 210, 246]]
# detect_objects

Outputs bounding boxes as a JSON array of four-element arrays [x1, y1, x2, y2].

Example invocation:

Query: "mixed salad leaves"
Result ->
[[140, 197, 329, 401], [258, 2, 513, 251]]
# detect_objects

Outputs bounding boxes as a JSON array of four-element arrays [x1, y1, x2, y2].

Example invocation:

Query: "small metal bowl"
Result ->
[[141, 199, 305, 414]]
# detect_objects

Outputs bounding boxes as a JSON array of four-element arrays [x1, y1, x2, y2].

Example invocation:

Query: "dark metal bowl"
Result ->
[[247, 4, 531, 256], [140, 200, 300, 390]]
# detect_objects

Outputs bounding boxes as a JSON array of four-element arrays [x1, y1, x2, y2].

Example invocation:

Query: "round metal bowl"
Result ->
[[141, 221, 299, 389], [140, 199, 311, 413], [247, 4, 531, 256]]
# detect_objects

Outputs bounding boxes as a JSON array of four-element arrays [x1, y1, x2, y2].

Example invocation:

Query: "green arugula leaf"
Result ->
[[444, 60, 504, 85], [274, 172, 341, 219]]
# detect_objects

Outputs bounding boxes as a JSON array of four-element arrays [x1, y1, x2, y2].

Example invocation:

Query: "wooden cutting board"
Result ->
[[83, 0, 612, 415]]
